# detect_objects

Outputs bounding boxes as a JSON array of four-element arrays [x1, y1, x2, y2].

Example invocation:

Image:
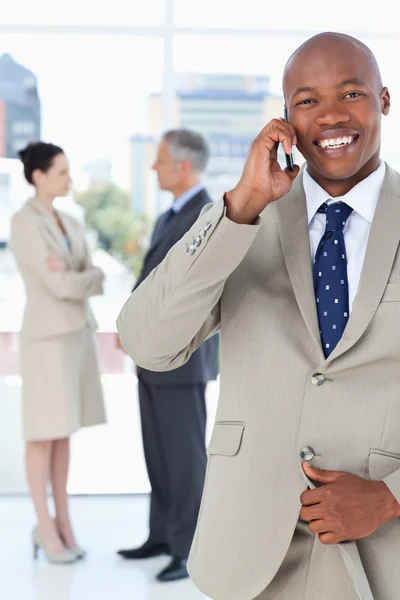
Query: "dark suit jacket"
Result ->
[[134, 188, 219, 385]]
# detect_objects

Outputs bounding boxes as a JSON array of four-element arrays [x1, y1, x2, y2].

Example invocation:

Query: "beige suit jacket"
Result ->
[[117, 164, 400, 600], [10, 198, 104, 340]]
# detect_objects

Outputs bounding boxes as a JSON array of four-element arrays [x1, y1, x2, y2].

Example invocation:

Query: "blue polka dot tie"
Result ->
[[313, 202, 353, 357]]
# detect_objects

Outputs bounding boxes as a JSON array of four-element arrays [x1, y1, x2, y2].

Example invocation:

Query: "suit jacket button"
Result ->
[[193, 236, 202, 247], [199, 230, 207, 239], [205, 221, 212, 231], [186, 246, 196, 256], [311, 373, 325, 386], [300, 446, 315, 461]]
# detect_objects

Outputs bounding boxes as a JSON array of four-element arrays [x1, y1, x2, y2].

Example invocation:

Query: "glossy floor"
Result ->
[[0, 495, 208, 600]]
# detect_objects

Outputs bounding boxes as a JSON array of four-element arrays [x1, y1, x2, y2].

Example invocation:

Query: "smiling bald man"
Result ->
[[117, 32, 400, 600]]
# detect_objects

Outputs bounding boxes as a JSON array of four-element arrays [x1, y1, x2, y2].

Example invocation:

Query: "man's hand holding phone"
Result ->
[[224, 118, 299, 225]]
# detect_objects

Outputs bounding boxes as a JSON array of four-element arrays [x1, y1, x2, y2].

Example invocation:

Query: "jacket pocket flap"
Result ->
[[368, 448, 400, 480], [381, 282, 400, 302], [207, 423, 245, 457]]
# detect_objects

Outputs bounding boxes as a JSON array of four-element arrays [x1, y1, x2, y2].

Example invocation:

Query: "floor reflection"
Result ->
[[0, 496, 207, 600]]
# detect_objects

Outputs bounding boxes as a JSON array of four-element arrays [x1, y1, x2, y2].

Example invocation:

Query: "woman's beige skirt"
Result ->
[[20, 327, 106, 442]]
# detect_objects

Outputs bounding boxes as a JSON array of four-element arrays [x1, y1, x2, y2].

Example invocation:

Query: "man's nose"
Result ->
[[315, 103, 351, 127]]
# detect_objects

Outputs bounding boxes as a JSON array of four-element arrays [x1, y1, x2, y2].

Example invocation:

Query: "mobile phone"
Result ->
[[283, 107, 295, 171]]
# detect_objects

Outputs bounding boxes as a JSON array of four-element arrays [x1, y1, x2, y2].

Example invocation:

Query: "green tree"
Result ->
[[75, 184, 153, 279]]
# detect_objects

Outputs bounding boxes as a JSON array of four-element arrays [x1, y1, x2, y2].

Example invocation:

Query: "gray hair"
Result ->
[[162, 129, 210, 173]]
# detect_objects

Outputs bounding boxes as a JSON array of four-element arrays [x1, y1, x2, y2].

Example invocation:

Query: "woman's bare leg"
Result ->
[[26, 440, 65, 553], [51, 438, 77, 548]]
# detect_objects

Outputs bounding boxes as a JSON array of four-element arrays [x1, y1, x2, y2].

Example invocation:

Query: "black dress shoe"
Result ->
[[156, 557, 189, 582], [117, 540, 170, 559]]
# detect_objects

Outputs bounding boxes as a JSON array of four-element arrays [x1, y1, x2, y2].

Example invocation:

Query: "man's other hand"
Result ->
[[300, 462, 400, 544]]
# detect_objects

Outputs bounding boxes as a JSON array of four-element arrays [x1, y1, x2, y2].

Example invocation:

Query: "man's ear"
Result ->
[[179, 160, 192, 176], [381, 87, 390, 116]]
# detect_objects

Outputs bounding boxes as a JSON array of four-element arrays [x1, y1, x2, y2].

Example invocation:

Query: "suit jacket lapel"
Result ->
[[326, 164, 400, 363], [147, 210, 173, 254], [28, 198, 72, 265], [59, 213, 78, 263], [147, 190, 207, 257], [275, 173, 325, 362]]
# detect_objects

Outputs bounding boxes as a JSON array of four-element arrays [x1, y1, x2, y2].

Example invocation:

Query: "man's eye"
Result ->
[[345, 92, 361, 99]]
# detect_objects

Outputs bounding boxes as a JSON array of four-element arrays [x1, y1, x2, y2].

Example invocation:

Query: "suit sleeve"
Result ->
[[383, 471, 400, 505], [10, 213, 104, 301], [116, 198, 261, 371]]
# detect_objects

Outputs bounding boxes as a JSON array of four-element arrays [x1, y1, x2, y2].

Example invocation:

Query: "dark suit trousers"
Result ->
[[138, 377, 207, 559]]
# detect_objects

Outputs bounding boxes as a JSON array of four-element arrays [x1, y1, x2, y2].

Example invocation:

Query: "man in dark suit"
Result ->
[[117, 129, 219, 582]]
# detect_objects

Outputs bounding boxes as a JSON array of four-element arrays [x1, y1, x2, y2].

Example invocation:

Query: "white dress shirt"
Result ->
[[303, 161, 385, 311]]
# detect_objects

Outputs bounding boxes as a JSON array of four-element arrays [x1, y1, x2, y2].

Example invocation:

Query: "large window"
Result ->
[[1, 34, 163, 190], [3, 0, 165, 26], [174, 0, 400, 33], [1, 1, 400, 494], [0, 29, 164, 495]]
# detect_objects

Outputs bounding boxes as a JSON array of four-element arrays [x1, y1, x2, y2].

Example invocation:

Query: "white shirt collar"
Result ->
[[303, 160, 386, 225], [173, 183, 204, 213]]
